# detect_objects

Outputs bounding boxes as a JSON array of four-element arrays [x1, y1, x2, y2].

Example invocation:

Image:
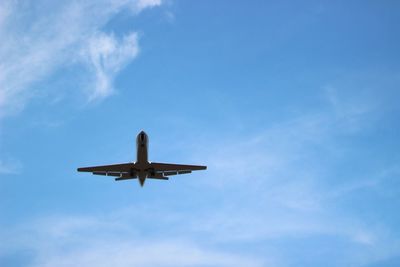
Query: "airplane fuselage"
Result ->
[[136, 131, 149, 185]]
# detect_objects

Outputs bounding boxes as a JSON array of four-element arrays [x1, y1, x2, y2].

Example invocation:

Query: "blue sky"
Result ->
[[1, 0, 400, 266]]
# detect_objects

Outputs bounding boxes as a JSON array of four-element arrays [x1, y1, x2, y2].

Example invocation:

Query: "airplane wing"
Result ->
[[149, 162, 207, 177], [77, 163, 134, 177], [77, 162, 206, 180]]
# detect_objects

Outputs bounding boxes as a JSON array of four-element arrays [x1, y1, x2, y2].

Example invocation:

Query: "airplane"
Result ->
[[77, 131, 207, 186]]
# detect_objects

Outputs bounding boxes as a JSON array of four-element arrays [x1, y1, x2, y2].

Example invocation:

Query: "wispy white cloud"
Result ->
[[1, 203, 397, 267], [0, 0, 162, 117], [1, 213, 263, 267], [134, 0, 163, 13], [32, 241, 262, 267], [0, 2, 10, 28], [172, 90, 400, 265], [83, 32, 139, 100]]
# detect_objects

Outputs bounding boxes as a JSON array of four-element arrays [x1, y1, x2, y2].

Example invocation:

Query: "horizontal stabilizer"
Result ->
[[115, 177, 136, 181], [147, 172, 169, 180], [147, 176, 169, 180]]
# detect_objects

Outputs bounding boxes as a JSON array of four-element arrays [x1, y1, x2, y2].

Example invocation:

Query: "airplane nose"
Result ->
[[139, 131, 147, 142]]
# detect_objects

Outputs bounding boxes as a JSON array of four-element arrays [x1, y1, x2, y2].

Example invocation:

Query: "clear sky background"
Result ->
[[1, 1, 400, 266]]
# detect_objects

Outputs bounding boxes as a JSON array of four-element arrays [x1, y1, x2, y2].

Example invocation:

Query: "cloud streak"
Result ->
[[0, 0, 162, 117], [175, 89, 400, 265], [84, 32, 139, 100], [1, 214, 263, 267]]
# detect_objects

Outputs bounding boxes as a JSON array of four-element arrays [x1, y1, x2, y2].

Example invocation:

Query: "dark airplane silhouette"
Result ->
[[77, 131, 207, 186]]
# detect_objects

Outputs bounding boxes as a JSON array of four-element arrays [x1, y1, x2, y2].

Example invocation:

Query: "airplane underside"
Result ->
[[77, 131, 206, 187]]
